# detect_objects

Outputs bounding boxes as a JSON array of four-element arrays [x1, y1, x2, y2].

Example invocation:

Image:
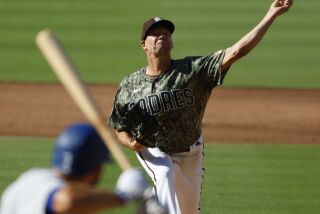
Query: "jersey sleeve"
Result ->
[[45, 187, 61, 214], [107, 78, 134, 131], [194, 49, 229, 88], [107, 87, 126, 131]]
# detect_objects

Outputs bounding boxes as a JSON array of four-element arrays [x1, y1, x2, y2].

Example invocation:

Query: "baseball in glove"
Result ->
[[120, 103, 160, 148]]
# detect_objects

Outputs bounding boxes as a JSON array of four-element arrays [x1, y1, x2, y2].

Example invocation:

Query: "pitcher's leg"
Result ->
[[136, 148, 181, 214], [172, 143, 204, 214]]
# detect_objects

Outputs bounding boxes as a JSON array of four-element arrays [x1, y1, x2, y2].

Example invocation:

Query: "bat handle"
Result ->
[[95, 119, 133, 170]]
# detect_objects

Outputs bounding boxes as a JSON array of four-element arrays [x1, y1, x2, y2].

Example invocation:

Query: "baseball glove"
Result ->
[[120, 103, 159, 148]]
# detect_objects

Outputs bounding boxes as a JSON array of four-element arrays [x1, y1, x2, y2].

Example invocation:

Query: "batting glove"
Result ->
[[115, 168, 148, 202]]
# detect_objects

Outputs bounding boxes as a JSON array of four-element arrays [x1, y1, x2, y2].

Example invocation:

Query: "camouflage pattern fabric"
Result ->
[[119, 103, 160, 148], [108, 50, 228, 153]]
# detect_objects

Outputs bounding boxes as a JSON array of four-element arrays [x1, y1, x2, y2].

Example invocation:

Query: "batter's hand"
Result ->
[[115, 168, 148, 202], [269, 0, 293, 17], [137, 188, 167, 214]]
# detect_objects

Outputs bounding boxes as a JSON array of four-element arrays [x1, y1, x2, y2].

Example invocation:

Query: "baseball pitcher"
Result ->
[[108, 1, 293, 213]]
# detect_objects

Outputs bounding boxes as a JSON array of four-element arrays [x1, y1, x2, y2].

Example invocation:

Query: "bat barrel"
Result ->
[[36, 29, 132, 171]]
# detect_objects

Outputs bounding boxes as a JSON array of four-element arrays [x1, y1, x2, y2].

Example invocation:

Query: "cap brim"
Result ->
[[143, 20, 175, 40], [153, 20, 175, 34]]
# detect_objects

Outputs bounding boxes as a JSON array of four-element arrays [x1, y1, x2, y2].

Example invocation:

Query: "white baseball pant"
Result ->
[[136, 135, 204, 214]]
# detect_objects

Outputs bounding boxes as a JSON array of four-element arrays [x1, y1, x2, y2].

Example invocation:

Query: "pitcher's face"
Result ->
[[142, 25, 173, 56]]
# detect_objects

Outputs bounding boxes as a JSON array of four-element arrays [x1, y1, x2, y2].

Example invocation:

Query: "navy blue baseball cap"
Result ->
[[141, 17, 175, 40], [52, 123, 110, 176]]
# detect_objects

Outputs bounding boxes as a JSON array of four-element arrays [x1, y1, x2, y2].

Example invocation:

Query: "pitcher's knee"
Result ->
[[156, 165, 175, 181]]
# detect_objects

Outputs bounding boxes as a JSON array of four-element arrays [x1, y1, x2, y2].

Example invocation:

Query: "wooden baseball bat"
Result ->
[[35, 29, 132, 171]]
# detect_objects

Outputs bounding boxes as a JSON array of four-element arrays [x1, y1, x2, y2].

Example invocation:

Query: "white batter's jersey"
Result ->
[[0, 168, 64, 214]]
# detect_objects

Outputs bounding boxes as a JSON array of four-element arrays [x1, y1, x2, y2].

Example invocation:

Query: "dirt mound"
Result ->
[[1, 83, 319, 144]]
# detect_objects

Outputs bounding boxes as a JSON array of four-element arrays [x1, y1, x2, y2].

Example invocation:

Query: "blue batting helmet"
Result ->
[[52, 123, 110, 176]]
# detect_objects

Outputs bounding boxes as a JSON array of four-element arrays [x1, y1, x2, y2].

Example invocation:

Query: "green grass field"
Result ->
[[1, 137, 320, 214], [1, 0, 320, 213], [1, 0, 319, 88]]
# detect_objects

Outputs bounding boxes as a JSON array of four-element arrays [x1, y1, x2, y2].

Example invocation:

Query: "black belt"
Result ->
[[160, 141, 202, 154]]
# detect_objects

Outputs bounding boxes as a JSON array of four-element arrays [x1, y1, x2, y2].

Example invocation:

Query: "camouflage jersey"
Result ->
[[108, 50, 229, 153]]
